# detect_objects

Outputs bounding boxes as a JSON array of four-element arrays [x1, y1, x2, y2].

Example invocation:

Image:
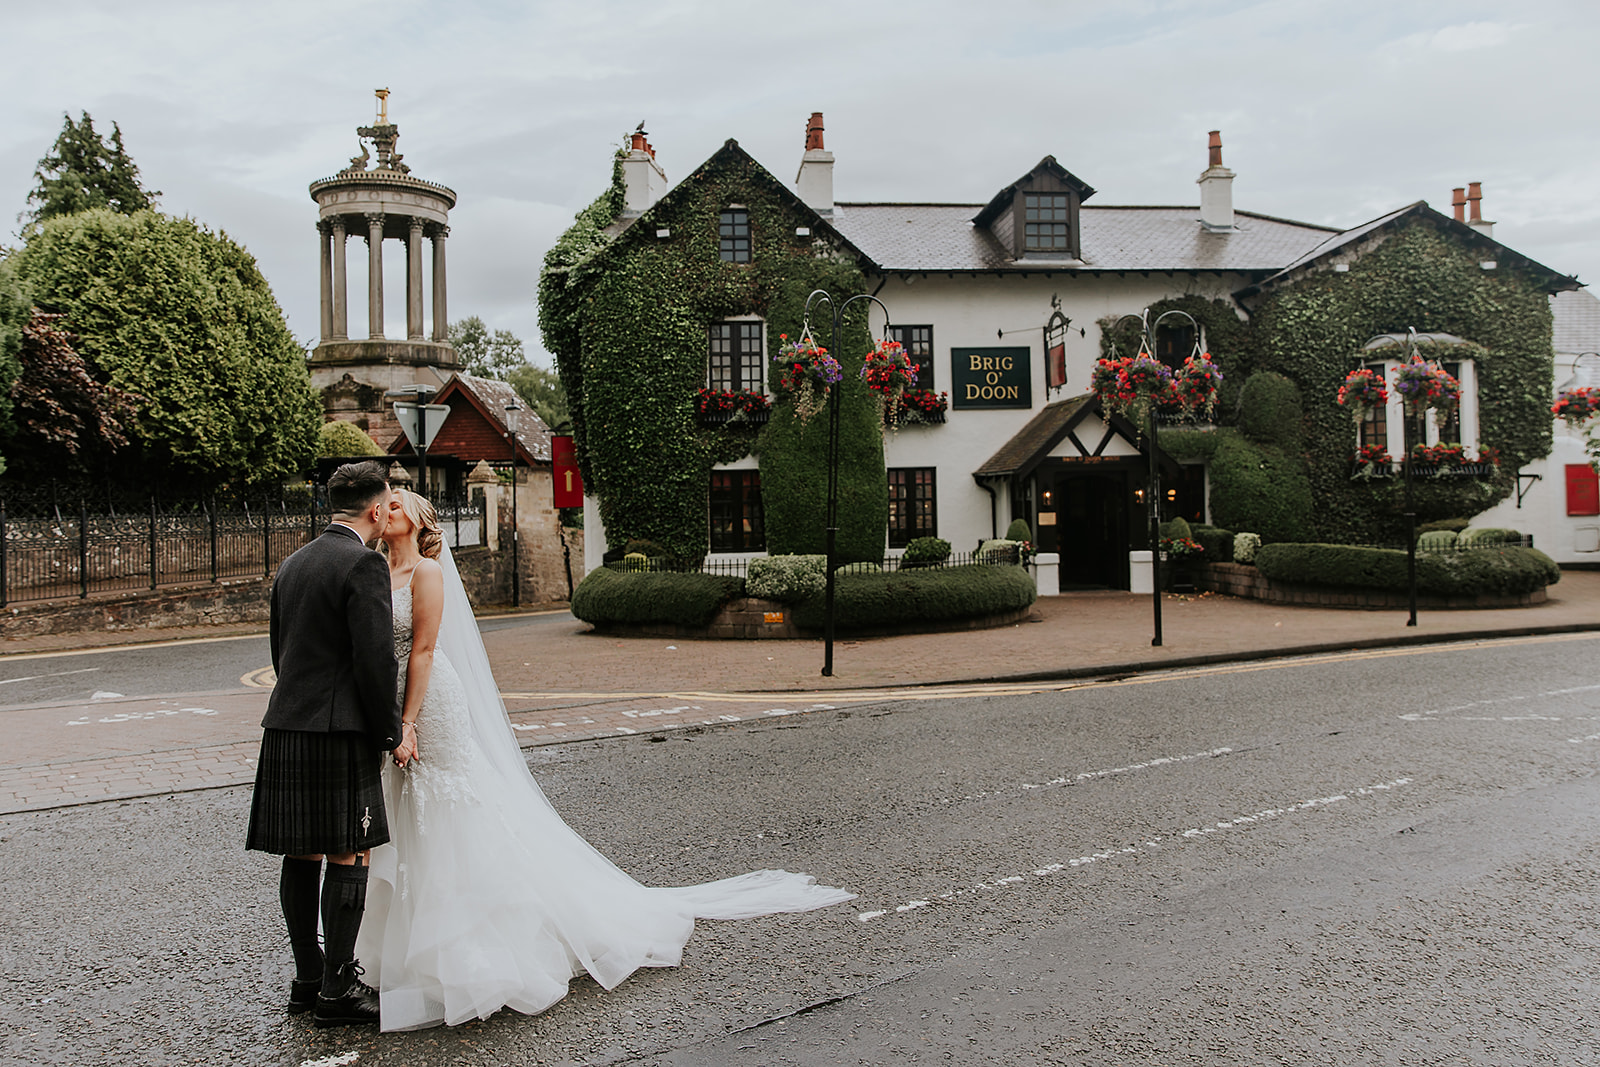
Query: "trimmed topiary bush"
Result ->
[[1255, 542, 1558, 596], [746, 555, 826, 602], [1158, 516, 1192, 540], [1417, 530, 1459, 553], [1458, 527, 1523, 548], [1005, 518, 1033, 543], [1418, 517, 1471, 534], [1206, 431, 1314, 543], [1233, 532, 1262, 565], [1192, 524, 1235, 563], [1237, 371, 1304, 449], [318, 420, 383, 458], [901, 536, 952, 567], [571, 566, 745, 627], [791, 564, 1037, 631], [978, 539, 1022, 563]]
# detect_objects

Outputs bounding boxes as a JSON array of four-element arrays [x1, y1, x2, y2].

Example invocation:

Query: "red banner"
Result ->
[[1048, 342, 1067, 390], [551, 435, 584, 508]]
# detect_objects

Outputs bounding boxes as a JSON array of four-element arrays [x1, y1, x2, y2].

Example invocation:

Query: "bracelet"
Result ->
[[402, 721, 418, 732]]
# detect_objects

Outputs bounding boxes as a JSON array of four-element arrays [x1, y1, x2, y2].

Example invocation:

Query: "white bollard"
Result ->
[[1129, 550, 1155, 594], [1033, 552, 1060, 596]]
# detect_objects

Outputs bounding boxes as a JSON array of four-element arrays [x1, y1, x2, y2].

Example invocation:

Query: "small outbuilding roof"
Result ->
[[388, 373, 551, 467]]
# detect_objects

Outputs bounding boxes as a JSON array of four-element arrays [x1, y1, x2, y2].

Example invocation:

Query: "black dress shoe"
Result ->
[[288, 977, 321, 1015], [312, 961, 380, 1028]]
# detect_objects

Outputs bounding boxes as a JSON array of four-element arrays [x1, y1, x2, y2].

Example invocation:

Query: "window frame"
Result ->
[[708, 320, 764, 394], [886, 324, 935, 392], [719, 207, 751, 263], [709, 469, 764, 552], [1362, 356, 1479, 457], [887, 467, 938, 548], [1021, 192, 1072, 254]]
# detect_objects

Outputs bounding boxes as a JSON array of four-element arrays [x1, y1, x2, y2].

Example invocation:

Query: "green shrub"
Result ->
[[1158, 516, 1192, 540], [1417, 530, 1459, 553], [1255, 543, 1558, 596], [281, 482, 313, 507], [1417, 517, 1471, 534], [1206, 431, 1314, 542], [1233, 532, 1261, 564], [978, 538, 1022, 563], [571, 566, 745, 626], [622, 552, 650, 571], [1236, 372, 1303, 449], [836, 561, 882, 576], [623, 538, 671, 558], [1458, 527, 1522, 548], [1005, 518, 1033, 543], [745, 555, 826, 602], [791, 564, 1037, 631], [1192, 524, 1234, 563], [318, 420, 383, 458], [902, 536, 952, 567]]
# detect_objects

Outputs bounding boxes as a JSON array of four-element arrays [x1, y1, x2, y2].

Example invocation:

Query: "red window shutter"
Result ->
[[1566, 464, 1599, 516]]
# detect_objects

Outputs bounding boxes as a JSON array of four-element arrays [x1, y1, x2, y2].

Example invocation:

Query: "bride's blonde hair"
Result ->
[[395, 488, 444, 560]]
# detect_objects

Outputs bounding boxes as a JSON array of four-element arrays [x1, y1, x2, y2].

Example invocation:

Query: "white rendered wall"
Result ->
[[1473, 427, 1600, 564]]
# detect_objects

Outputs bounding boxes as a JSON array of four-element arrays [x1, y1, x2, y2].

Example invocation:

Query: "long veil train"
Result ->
[[357, 541, 853, 1030]]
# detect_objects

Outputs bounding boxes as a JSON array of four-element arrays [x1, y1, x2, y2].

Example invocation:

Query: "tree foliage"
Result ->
[[6, 310, 137, 478], [318, 419, 384, 458], [25, 113, 159, 224], [449, 315, 526, 380], [14, 209, 319, 489], [506, 362, 569, 431], [0, 256, 28, 461]]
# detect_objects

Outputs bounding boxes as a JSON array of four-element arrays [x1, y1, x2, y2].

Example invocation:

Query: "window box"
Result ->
[[695, 388, 770, 427]]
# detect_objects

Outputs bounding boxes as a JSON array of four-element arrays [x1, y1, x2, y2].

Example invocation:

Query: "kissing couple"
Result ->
[[246, 459, 853, 1030]]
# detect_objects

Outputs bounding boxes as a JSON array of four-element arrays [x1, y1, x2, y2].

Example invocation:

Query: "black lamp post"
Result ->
[[505, 403, 521, 609], [801, 288, 892, 677], [1110, 307, 1201, 649]]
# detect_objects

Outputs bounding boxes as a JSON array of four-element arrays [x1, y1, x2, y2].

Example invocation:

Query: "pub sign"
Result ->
[[551, 435, 584, 507], [951, 347, 1032, 409]]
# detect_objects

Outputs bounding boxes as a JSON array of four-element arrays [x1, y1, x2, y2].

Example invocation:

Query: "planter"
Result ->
[[695, 408, 770, 428]]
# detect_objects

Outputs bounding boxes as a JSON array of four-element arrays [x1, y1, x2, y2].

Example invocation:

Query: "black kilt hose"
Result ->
[[245, 729, 389, 855]]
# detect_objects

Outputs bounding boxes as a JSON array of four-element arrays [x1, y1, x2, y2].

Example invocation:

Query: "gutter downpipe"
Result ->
[[975, 476, 999, 540]]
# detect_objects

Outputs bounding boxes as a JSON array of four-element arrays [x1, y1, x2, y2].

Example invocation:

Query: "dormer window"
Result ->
[[719, 208, 751, 262], [1023, 194, 1071, 253]]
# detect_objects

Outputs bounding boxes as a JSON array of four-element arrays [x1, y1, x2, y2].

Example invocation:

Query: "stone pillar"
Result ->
[[430, 226, 449, 342], [467, 459, 500, 552], [330, 217, 348, 340], [407, 217, 425, 340], [318, 220, 333, 341], [366, 212, 385, 339]]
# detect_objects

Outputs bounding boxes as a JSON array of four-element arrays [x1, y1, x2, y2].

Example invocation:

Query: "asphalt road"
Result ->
[[3, 634, 1598, 1066]]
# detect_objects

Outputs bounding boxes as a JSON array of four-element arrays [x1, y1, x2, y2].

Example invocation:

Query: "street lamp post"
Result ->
[[505, 403, 521, 609], [386, 383, 441, 495], [801, 288, 892, 677], [1110, 307, 1201, 648]]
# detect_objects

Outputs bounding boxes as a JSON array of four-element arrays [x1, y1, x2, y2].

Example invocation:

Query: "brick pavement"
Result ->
[[3, 574, 1597, 816]]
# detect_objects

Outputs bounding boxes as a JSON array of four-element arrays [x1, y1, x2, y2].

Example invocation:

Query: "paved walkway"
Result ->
[[2, 575, 1597, 816]]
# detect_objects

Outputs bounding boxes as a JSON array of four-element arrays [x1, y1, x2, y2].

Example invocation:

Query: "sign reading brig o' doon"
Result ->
[[950, 347, 1032, 409]]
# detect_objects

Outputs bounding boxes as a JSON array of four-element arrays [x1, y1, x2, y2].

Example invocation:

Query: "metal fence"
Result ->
[[0, 498, 488, 607], [606, 548, 1018, 577]]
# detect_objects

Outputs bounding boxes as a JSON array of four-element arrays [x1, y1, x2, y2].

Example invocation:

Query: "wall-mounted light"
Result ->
[[1134, 488, 1145, 504], [1166, 488, 1177, 502], [1041, 489, 1053, 508]]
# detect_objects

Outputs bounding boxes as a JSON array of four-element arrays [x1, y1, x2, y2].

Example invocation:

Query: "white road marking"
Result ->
[[0, 667, 100, 685], [1404, 683, 1600, 722], [300, 1053, 359, 1067], [951, 746, 1232, 804], [90, 691, 124, 700], [858, 778, 1412, 922]]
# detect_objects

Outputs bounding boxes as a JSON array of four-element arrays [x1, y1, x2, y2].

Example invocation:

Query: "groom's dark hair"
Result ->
[[328, 460, 391, 518]]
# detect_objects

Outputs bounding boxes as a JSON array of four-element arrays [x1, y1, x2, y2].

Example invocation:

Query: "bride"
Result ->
[[359, 488, 853, 1031]]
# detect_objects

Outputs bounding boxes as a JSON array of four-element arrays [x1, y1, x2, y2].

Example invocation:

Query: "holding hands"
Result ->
[[392, 722, 420, 767]]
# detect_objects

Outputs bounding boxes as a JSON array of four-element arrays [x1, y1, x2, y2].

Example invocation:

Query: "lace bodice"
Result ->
[[389, 582, 480, 831]]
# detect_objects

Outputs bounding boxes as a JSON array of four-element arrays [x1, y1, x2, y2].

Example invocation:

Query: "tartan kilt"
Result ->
[[245, 728, 389, 855]]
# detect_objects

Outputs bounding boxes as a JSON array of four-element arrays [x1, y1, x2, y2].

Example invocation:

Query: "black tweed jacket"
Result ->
[[262, 524, 401, 748]]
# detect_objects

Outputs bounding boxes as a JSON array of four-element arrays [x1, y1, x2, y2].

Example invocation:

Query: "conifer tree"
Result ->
[[25, 112, 159, 223]]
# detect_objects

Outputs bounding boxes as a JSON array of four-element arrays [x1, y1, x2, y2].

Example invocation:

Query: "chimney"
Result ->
[[1451, 187, 1466, 222], [795, 111, 834, 216], [1465, 181, 1494, 238], [621, 126, 668, 216], [1197, 130, 1235, 231]]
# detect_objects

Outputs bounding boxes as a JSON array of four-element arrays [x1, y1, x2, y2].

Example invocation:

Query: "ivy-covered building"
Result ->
[[540, 117, 1583, 587]]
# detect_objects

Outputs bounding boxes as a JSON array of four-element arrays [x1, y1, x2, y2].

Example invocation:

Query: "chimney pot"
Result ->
[[1197, 130, 1235, 231], [630, 131, 646, 152], [1208, 130, 1223, 168], [1467, 181, 1483, 222], [1451, 187, 1466, 222], [805, 112, 825, 152]]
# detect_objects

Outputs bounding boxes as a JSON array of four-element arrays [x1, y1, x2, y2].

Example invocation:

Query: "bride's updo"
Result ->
[[396, 488, 444, 560]]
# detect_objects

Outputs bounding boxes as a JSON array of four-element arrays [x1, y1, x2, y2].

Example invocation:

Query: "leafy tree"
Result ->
[[449, 315, 526, 380], [0, 256, 28, 464], [318, 420, 384, 458], [13, 209, 320, 490], [25, 113, 159, 224], [6, 310, 137, 478], [506, 362, 569, 430]]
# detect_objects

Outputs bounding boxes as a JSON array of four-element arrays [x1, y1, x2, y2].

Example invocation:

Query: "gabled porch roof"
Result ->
[[972, 394, 1181, 482]]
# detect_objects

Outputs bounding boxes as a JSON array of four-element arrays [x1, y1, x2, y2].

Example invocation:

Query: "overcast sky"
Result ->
[[4, 0, 1596, 367]]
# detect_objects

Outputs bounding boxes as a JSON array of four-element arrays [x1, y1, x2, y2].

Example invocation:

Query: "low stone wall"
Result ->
[[584, 597, 1034, 640], [0, 578, 272, 639], [1193, 561, 1548, 609]]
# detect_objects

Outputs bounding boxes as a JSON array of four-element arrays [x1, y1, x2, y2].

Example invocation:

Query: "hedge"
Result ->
[[791, 564, 1036, 631], [746, 555, 826, 602], [1255, 543, 1559, 596], [1191, 524, 1235, 562], [570, 566, 745, 627], [1205, 430, 1314, 543]]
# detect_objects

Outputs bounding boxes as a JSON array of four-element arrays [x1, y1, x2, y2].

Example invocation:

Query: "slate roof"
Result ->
[[388, 373, 551, 465], [972, 394, 1179, 480], [830, 203, 1337, 274], [1553, 289, 1600, 355]]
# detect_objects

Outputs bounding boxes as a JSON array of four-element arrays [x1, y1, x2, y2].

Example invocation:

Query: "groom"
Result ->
[[245, 460, 407, 1028]]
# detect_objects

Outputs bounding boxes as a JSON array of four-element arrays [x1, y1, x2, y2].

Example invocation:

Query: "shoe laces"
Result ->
[[339, 961, 377, 997]]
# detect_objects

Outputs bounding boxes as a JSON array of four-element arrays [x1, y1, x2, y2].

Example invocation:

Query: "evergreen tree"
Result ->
[[25, 113, 159, 224], [506, 362, 569, 431], [449, 315, 526, 379]]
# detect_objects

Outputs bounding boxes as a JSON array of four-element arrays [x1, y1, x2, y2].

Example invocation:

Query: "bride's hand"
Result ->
[[393, 724, 420, 766]]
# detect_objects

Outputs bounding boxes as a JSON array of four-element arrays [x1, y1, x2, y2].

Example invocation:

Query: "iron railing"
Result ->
[[605, 548, 1018, 577]]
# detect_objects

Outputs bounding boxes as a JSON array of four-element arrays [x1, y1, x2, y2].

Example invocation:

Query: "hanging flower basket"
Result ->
[[1337, 367, 1389, 422], [1174, 352, 1224, 420], [1095, 353, 1177, 428], [860, 338, 920, 429], [771, 333, 842, 425], [1392, 357, 1461, 417], [895, 388, 949, 425], [1553, 386, 1600, 429]]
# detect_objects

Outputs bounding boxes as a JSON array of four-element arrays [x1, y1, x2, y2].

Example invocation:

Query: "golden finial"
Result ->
[[375, 88, 390, 126]]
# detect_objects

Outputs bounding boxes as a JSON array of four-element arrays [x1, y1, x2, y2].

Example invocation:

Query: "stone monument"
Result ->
[[309, 89, 459, 447]]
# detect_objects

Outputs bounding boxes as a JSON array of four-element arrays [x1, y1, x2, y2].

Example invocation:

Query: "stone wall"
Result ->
[[0, 578, 272, 639], [1193, 561, 1548, 609], [584, 597, 1034, 640]]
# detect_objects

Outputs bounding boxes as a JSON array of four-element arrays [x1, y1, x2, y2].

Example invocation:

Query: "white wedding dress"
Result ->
[[356, 544, 853, 1031]]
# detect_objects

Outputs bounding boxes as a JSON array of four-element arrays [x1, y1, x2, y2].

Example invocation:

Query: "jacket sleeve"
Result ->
[[345, 550, 402, 749], [269, 575, 282, 675]]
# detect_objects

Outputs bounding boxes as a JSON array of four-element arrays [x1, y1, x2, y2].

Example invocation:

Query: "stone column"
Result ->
[[318, 220, 333, 341], [330, 217, 348, 340], [430, 226, 449, 342], [407, 217, 425, 340], [365, 213, 385, 339]]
